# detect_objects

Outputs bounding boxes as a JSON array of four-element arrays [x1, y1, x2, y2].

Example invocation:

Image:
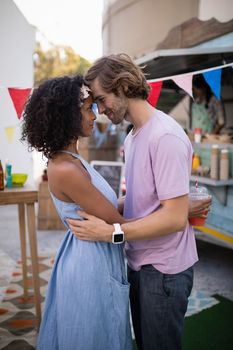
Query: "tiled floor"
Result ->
[[0, 204, 233, 349], [1, 204, 233, 303], [0, 204, 64, 303]]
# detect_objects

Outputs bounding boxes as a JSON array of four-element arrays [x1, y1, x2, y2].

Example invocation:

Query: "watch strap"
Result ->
[[113, 223, 122, 233], [112, 223, 124, 244]]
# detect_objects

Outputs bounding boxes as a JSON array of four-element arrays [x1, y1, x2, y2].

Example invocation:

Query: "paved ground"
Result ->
[[0, 205, 233, 301]]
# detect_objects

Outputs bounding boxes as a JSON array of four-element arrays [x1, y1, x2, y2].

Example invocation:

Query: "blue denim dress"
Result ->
[[37, 151, 132, 350]]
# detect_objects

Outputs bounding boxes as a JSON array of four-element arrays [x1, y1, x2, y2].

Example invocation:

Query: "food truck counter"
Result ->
[[190, 141, 233, 248]]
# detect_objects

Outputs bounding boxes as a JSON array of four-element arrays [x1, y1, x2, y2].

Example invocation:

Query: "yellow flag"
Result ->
[[5, 127, 15, 144]]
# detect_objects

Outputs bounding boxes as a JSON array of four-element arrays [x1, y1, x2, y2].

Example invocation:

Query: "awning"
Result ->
[[135, 46, 233, 81]]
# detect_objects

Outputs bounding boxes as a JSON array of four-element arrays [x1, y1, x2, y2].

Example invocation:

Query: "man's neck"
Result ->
[[127, 99, 156, 132]]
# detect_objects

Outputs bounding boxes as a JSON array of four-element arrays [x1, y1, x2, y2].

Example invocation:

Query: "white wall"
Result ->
[[0, 0, 36, 185], [102, 0, 199, 58], [199, 0, 233, 22]]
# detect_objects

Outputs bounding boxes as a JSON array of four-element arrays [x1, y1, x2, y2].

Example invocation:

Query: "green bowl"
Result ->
[[12, 173, 28, 187]]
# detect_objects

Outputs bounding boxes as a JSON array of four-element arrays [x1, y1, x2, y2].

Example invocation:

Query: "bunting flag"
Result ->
[[148, 81, 163, 107], [147, 61, 233, 100], [203, 69, 222, 100], [4, 127, 15, 144], [8, 88, 31, 119], [172, 74, 194, 99], [0, 61, 232, 123]]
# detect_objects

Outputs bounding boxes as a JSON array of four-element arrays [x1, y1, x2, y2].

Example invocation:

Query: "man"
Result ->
[[68, 53, 211, 350]]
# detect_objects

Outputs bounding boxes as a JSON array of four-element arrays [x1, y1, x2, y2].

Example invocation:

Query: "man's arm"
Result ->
[[68, 194, 188, 242], [68, 195, 212, 242], [122, 194, 188, 241], [50, 160, 126, 225]]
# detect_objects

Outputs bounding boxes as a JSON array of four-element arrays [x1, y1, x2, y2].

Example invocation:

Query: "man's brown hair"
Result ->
[[85, 53, 151, 100]]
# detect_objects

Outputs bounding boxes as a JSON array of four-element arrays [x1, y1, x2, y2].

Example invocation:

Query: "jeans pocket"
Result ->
[[162, 267, 194, 299], [141, 265, 169, 297]]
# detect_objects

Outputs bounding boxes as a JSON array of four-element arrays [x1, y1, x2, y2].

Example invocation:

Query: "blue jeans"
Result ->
[[128, 264, 193, 350]]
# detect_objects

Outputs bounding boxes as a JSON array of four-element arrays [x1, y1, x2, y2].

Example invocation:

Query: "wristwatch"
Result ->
[[112, 223, 125, 244]]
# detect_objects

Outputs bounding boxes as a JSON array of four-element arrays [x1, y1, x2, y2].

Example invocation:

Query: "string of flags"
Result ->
[[2, 88, 32, 144], [147, 61, 233, 107], [5, 126, 16, 144], [7, 88, 32, 119], [1, 61, 233, 144]]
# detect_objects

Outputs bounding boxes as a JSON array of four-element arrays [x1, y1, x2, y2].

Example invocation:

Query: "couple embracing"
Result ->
[[22, 53, 211, 350]]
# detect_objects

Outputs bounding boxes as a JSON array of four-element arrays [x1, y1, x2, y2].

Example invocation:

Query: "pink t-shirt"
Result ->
[[124, 109, 198, 274]]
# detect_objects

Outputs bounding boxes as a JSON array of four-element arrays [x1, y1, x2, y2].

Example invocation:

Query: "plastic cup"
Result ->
[[189, 186, 210, 226]]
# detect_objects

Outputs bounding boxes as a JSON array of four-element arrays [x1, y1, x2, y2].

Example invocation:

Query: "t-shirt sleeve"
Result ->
[[152, 134, 191, 200]]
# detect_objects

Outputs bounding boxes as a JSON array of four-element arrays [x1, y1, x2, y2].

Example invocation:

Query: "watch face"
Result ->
[[114, 233, 124, 243]]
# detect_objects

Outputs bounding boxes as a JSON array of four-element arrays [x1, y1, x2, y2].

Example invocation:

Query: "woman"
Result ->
[[21, 75, 133, 350], [192, 75, 225, 134]]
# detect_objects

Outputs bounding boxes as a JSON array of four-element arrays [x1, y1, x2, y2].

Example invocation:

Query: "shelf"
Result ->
[[190, 175, 233, 187], [190, 176, 233, 206], [192, 142, 233, 149]]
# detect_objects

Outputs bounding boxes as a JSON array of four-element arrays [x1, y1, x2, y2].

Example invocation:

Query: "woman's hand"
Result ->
[[188, 196, 212, 218], [67, 211, 113, 242]]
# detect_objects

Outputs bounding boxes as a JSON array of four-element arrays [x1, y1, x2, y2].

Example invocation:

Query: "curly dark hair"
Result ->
[[21, 75, 86, 159], [85, 53, 151, 100]]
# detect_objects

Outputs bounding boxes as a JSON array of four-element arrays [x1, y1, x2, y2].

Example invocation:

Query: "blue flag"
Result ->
[[203, 69, 222, 100]]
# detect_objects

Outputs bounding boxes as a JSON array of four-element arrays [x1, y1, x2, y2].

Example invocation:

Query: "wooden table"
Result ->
[[0, 186, 41, 328]]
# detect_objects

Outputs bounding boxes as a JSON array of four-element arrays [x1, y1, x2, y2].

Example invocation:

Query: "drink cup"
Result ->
[[189, 186, 210, 226]]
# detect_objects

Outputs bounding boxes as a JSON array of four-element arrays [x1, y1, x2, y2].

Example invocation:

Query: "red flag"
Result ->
[[148, 81, 163, 107], [8, 88, 31, 119]]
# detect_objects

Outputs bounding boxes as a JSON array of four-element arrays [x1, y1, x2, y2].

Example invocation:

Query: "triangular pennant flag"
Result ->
[[203, 69, 222, 100], [148, 81, 163, 107], [8, 88, 31, 119], [5, 127, 15, 144], [172, 74, 194, 99]]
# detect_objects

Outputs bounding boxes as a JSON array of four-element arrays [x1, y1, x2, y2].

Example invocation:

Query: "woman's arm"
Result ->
[[49, 160, 126, 225], [68, 194, 188, 242], [68, 195, 212, 242], [118, 196, 125, 215], [210, 96, 225, 134]]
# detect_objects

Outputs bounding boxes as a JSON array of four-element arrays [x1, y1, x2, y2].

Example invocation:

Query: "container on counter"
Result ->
[[192, 153, 201, 172], [220, 149, 229, 181], [0, 160, 4, 190], [210, 144, 219, 180], [194, 128, 202, 143], [5, 162, 12, 188]]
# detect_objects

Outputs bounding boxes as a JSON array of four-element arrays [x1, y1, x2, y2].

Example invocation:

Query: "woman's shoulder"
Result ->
[[47, 156, 91, 201], [48, 156, 88, 182]]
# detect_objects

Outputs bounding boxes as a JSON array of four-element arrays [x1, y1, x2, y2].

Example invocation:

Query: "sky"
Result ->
[[13, 0, 104, 62]]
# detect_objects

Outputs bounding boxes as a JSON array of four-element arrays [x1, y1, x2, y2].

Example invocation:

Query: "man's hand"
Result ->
[[188, 196, 212, 219], [67, 211, 113, 242]]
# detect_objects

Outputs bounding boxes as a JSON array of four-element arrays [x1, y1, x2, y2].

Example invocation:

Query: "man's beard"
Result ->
[[109, 100, 128, 125]]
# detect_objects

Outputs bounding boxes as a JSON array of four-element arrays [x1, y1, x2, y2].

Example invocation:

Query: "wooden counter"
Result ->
[[0, 186, 41, 329]]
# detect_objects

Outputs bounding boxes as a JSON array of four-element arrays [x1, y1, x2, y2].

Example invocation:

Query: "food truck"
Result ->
[[136, 44, 233, 249]]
